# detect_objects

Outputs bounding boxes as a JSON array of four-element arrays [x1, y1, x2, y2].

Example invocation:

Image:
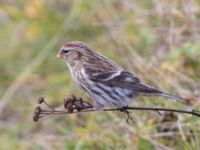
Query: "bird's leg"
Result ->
[[75, 97, 93, 111], [64, 96, 94, 112], [118, 106, 134, 124], [118, 106, 127, 112]]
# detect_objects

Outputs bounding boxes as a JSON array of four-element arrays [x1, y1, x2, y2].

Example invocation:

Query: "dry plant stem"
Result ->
[[33, 96, 200, 122]]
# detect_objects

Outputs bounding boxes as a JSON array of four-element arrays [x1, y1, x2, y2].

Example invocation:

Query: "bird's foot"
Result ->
[[64, 95, 93, 112], [118, 106, 134, 124]]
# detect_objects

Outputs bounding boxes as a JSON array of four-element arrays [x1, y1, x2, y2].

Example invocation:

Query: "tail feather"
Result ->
[[133, 82, 188, 103], [137, 88, 188, 103], [155, 92, 188, 103]]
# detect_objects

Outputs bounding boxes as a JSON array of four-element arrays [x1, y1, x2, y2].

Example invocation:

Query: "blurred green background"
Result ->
[[0, 0, 200, 149]]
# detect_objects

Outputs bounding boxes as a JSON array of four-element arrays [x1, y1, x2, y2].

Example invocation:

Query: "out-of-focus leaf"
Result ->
[[139, 138, 156, 150]]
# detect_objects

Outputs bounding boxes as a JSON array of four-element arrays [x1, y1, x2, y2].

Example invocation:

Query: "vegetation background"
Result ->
[[0, 0, 200, 149]]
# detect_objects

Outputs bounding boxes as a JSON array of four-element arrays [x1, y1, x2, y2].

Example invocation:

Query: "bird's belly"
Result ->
[[81, 80, 132, 109], [70, 70, 133, 109]]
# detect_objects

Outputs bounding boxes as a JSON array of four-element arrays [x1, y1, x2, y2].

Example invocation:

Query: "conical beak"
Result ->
[[57, 51, 63, 59]]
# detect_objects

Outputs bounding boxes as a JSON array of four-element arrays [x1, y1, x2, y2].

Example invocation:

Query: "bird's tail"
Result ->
[[135, 82, 189, 103], [155, 92, 188, 103]]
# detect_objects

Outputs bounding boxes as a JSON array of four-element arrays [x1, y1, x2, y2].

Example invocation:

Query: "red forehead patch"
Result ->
[[63, 41, 91, 51], [64, 43, 76, 47], [64, 41, 81, 48]]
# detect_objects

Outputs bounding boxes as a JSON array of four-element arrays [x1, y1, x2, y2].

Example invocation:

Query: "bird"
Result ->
[[57, 41, 188, 110]]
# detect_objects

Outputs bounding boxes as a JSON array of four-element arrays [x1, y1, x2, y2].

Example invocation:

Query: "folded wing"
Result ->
[[84, 68, 163, 97]]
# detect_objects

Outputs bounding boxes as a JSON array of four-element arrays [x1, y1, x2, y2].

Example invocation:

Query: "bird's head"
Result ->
[[57, 41, 93, 64]]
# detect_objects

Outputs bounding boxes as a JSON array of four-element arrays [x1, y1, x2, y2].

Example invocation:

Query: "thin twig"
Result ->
[[33, 96, 200, 122]]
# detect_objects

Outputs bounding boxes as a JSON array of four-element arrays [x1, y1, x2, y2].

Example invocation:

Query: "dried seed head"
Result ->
[[38, 97, 44, 104], [33, 106, 41, 122]]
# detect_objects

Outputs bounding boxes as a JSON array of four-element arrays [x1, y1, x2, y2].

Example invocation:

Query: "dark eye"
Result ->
[[63, 50, 69, 53]]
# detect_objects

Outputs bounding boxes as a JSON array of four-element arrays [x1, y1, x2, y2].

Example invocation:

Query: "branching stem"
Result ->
[[33, 96, 200, 122]]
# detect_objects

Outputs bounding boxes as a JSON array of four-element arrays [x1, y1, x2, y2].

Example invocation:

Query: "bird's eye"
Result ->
[[63, 50, 69, 53]]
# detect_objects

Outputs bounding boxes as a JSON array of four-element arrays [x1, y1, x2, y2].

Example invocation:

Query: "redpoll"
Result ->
[[57, 41, 187, 109]]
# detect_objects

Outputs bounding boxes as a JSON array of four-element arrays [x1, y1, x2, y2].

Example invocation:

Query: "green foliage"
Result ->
[[139, 138, 155, 150]]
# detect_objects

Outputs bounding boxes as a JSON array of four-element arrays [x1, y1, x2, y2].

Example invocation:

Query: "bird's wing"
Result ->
[[83, 68, 187, 102], [83, 67, 124, 81], [84, 68, 161, 94]]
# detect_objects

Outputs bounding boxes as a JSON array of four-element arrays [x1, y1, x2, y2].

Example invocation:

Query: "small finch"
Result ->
[[57, 41, 187, 110]]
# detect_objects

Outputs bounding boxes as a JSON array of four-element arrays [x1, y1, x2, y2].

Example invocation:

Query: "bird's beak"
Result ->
[[57, 51, 63, 59]]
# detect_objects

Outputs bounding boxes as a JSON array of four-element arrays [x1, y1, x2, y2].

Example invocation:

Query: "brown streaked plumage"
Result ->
[[57, 41, 187, 109]]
